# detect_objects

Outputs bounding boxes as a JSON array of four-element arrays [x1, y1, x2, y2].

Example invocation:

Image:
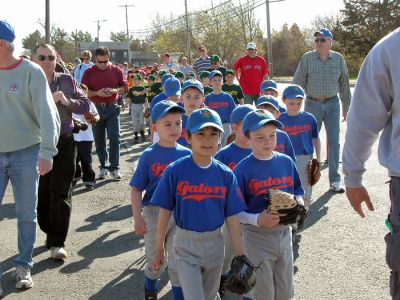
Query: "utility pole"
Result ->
[[119, 4, 134, 66], [93, 19, 107, 48], [45, 0, 50, 43], [265, 0, 285, 79], [265, 0, 272, 78], [184, 0, 191, 63]]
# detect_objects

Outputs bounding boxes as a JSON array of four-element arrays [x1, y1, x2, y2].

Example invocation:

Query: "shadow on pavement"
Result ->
[[60, 230, 142, 274], [76, 205, 132, 232], [0, 203, 16, 220]]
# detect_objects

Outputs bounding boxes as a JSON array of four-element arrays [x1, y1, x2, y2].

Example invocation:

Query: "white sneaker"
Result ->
[[14, 266, 33, 289], [111, 170, 122, 180], [330, 182, 345, 193], [98, 168, 108, 179], [50, 247, 68, 260]]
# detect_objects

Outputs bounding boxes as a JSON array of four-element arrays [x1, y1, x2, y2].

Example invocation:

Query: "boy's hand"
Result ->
[[150, 249, 165, 271], [133, 214, 147, 235], [257, 212, 279, 228]]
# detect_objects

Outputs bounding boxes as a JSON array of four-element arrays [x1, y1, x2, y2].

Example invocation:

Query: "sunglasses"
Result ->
[[96, 59, 109, 64], [211, 62, 218, 65], [38, 54, 56, 62], [314, 38, 327, 43]]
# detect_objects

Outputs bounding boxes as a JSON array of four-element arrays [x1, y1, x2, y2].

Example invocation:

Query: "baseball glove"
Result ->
[[224, 255, 256, 295], [308, 158, 321, 186], [266, 189, 307, 225], [226, 133, 236, 145], [84, 112, 98, 125], [143, 108, 150, 119]]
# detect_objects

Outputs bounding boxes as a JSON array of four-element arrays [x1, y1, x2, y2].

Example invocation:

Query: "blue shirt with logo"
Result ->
[[204, 92, 236, 123], [276, 129, 296, 162], [215, 143, 252, 171], [278, 111, 319, 155], [129, 143, 191, 207], [177, 114, 189, 148], [234, 152, 304, 214], [151, 155, 247, 232]]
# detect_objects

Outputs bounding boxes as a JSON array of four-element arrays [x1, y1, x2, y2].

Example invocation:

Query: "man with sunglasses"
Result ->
[[33, 43, 91, 263], [293, 28, 351, 193], [74, 50, 94, 84], [81, 46, 128, 180], [0, 21, 60, 293], [193, 45, 211, 77], [207, 54, 227, 79], [233, 42, 269, 106]]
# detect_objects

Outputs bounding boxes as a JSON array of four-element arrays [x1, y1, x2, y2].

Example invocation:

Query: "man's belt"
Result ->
[[94, 101, 117, 107], [307, 95, 336, 102]]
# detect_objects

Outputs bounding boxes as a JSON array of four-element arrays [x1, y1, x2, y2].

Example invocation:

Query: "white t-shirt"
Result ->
[[72, 102, 98, 142]]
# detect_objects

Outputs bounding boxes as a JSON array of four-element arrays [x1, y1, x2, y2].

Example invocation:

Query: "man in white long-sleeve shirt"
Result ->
[[342, 28, 400, 300], [0, 20, 60, 294]]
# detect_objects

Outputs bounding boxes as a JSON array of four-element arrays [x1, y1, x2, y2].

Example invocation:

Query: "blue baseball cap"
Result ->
[[256, 95, 279, 111], [260, 80, 278, 93], [282, 84, 305, 99], [151, 100, 185, 123], [314, 28, 333, 39], [186, 108, 224, 134], [209, 70, 223, 79], [181, 79, 204, 94], [230, 104, 255, 124], [0, 20, 15, 43], [242, 109, 283, 135], [161, 73, 174, 85], [164, 77, 181, 97]]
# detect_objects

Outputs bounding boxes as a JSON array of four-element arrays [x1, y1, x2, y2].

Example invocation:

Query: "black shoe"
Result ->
[[134, 135, 139, 144], [219, 274, 227, 298], [144, 288, 157, 300]]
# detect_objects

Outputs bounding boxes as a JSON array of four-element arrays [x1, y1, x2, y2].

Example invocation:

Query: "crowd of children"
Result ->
[[124, 58, 326, 299]]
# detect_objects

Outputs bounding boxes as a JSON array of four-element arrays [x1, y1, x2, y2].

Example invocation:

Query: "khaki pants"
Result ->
[[174, 227, 224, 300], [243, 224, 294, 300], [131, 103, 145, 133], [142, 205, 179, 286]]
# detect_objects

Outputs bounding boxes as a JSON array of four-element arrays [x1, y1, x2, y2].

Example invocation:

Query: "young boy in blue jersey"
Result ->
[[130, 100, 191, 300], [177, 79, 204, 148], [214, 104, 254, 296], [260, 79, 287, 113], [205, 70, 237, 147], [150, 108, 248, 300], [279, 85, 321, 207], [256, 95, 296, 162], [234, 109, 304, 300]]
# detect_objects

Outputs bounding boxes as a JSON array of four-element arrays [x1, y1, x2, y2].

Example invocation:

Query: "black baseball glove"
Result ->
[[224, 255, 256, 295]]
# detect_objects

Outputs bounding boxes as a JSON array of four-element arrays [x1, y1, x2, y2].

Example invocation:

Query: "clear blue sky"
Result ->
[[3, 0, 344, 55]]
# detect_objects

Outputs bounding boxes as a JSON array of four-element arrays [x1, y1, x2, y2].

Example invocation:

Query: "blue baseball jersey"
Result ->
[[204, 92, 237, 123], [177, 114, 189, 148], [215, 143, 252, 171], [149, 92, 168, 114], [275, 129, 296, 162], [129, 143, 191, 206], [151, 155, 247, 232], [278, 111, 319, 155], [234, 152, 304, 214]]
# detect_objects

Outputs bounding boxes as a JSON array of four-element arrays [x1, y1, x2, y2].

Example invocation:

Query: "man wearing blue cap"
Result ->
[[293, 28, 351, 193], [0, 20, 60, 293]]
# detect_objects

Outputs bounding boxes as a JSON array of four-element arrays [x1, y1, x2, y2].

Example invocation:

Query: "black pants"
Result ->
[[75, 141, 95, 184], [38, 134, 76, 248]]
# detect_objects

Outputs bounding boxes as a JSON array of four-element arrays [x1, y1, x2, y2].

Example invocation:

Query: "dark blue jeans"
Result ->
[[93, 104, 121, 171]]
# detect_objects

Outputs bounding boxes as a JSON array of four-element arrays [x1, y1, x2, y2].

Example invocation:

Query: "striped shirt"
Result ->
[[292, 50, 351, 112], [193, 56, 211, 75]]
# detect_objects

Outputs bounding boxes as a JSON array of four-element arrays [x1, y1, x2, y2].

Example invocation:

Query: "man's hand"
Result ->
[[257, 211, 279, 228], [38, 159, 53, 176], [342, 110, 347, 122], [345, 186, 375, 218]]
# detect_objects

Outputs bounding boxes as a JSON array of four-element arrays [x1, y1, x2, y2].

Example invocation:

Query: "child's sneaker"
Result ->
[[14, 266, 33, 289], [145, 287, 157, 300], [50, 247, 67, 260], [111, 170, 122, 180], [140, 130, 146, 142]]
